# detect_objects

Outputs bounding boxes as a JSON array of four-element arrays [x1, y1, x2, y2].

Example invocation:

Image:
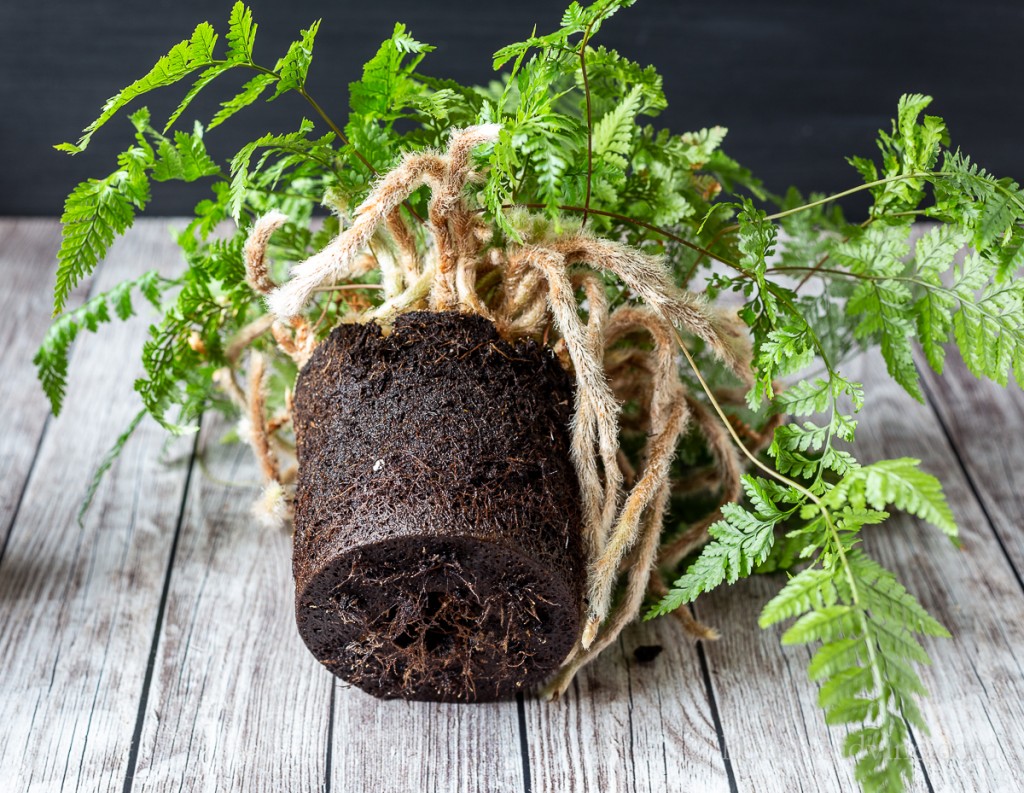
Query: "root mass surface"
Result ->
[[292, 311, 584, 701]]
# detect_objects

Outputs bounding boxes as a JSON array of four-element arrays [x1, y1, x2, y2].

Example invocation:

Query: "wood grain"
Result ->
[[919, 356, 1024, 580], [0, 221, 194, 791], [696, 576, 902, 792], [0, 220, 80, 549], [845, 352, 1024, 791], [523, 618, 731, 793], [3, 220, 1024, 792], [130, 417, 332, 792], [330, 682, 524, 793]]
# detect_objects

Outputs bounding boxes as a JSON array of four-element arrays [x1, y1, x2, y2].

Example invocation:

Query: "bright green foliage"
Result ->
[[847, 93, 946, 214], [271, 21, 320, 98], [581, 45, 666, 119], [159, 3, 263, 133], [49, 107, 221, 335], [835, 209, 1024, 397], [41, 3, 1024, 792], [35, 271, 166, 414], [937, 151, 1024, 255], [225, 2, 258, 62], [49, 2, 344, 313], [948, 255, 1024, 388], [77, 409, 148, 527], [57, 22, 220, 153], [482, 0, 749, 240], [348, 23, 433, 119], [227, 119, 336, 220], [659, 452, 957, 791], [492, 0, 635, 69], [760, 544, 951, 792], [649, 476, 797, 615], [53, 168, 146, 316], [811, 98, 1024, 399], [210, 74, 278, 130], [827, 457, 958, 539], [152, 124, 221, 182], [592, 85, 644, 171]]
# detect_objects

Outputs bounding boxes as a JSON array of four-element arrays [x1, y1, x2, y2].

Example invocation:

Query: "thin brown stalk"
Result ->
[[579, 22, 595, 226]]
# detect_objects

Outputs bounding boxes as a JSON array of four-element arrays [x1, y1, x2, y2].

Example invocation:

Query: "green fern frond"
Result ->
[[591, 84, 643, 171], [53, 170, 146, 316], [152, 125, 221, 182], [271, 20, 321, 99], [35, 271, 167, 414], [59, 22, 220, 153], [225, 1, 258, 63]]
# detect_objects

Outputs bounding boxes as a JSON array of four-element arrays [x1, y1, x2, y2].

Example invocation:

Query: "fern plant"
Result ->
[[38, 1, 1024, 790]]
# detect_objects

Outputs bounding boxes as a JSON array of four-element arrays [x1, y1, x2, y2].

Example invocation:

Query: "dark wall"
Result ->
[[2, 0, 1021, 216]]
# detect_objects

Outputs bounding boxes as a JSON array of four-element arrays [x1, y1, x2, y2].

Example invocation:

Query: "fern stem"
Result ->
[[672, 329, 825, 512], [775, 266, 1020, 336], [578, 24, 596, 227], [737, 168, 1024, 230], [501, 202, 723, 261], [295, 86, 425, 225], [794, 217, 875, 291], [216, 59, 427, 225], [672, 327, 890, 728], [751, 173, 930, 226], [680, 224, 736, 286]]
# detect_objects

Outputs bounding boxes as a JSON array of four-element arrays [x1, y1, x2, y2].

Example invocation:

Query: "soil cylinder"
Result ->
[[292, 311, 585, 702]]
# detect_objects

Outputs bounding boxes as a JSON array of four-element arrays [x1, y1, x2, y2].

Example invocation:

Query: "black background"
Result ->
[[2, 0, 1021, 216]]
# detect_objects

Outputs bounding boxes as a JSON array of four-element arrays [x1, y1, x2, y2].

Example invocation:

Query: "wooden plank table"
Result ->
[[1, 219, 1021, 792]]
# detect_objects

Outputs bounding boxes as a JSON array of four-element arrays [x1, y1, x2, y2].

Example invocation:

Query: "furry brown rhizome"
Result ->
[[245, 127, 752, 700]]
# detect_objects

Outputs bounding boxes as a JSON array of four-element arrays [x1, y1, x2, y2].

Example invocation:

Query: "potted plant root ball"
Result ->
[[42, 2, 1024, 787], [238, 126, 752, 701]]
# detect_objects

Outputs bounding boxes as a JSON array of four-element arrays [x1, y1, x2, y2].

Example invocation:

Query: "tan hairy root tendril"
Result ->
[[227, 125, 760, 697]]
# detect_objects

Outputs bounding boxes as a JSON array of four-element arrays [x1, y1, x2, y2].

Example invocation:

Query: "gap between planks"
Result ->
[[3, 220, 1024, 792], [0, 220, 197, 792], [0, 220, 88, 565]]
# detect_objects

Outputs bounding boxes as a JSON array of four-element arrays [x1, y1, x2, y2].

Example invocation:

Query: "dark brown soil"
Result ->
[[291, 311, 584, 702]]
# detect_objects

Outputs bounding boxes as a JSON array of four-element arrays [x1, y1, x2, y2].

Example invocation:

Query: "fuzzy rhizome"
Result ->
[[238, 125, 752, 698]]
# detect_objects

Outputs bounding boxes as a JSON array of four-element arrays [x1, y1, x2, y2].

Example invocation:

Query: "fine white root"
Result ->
[[271, 317, 317, 368], [385, 208, 420, 285], [236, 350, 296, 531], [226, 314, 276, 365], [455, 253, 495, 321], [253, 480, 290, 530], [658, 394, 744, 569], [371, 235, 406, 301], [579, 308, 690, 648], [212, 366, 247, 411], [429, 125, 500, 312], [550, 235, 753, 385], [365, 265, 436, 324], [544, 429, 676, 698]]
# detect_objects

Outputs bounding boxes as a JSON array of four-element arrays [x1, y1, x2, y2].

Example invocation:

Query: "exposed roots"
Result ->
[[244, 210, 288, 295], [226, 125, 766, 698], [313, 547, 559, 701], [658, 394, 744, 569]]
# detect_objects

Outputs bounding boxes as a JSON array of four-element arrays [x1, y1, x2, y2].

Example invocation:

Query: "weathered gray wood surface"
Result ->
[[0, 222, 194, 791], [0, 220, 80, 549], [1, 219, 1022, 792]]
